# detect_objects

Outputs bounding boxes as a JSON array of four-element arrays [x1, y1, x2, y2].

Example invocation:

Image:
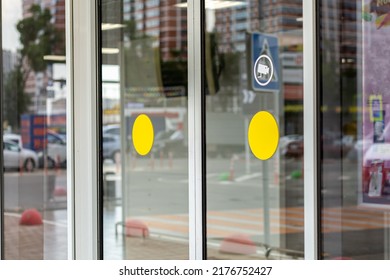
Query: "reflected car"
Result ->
[[3, 140, 38, 172], [280, 134, 303, 157], [3, 133, 23, 149], [152, 129, 185, 156], [284, 138, 304, 158], [103, 134, 121, 163], [38, 130, 67, 168], [102, 124, 120, 137]]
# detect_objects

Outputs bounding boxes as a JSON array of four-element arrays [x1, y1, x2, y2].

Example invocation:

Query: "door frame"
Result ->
[[66, 0, 101, 259], [66, 0, 319, 260], [0, 0, 319, 261], [303, 0, 319, 260]]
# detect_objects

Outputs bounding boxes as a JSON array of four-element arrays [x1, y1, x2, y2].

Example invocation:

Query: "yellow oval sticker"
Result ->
[[132, 114, 154, 156], [248, 111, 279, 160]]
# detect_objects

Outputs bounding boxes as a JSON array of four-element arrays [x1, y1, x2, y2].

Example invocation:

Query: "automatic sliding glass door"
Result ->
[[100, 0, 189, 260], [204, 0, 305, 260], [318, 0, 390, 259], [1, 0, 68, 260]]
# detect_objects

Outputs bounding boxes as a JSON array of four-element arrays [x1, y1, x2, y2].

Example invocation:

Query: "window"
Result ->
[[101, 0, 189, 260], [2, 0, 68, 260]]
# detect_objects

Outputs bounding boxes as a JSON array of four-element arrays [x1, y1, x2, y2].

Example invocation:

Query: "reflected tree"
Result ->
[[3, 4, 63, 129], [17, 4, 63, 79], [3, 65, 31, 130]]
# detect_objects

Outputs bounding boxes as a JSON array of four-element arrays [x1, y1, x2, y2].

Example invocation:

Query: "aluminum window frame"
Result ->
[[0, 0, 3, 261], [188, 0, 207, 260], [303, 0, 319, 260], [66, 0, 100, 260], [64, 0, 319, 260], [67, 0, 207, 260]]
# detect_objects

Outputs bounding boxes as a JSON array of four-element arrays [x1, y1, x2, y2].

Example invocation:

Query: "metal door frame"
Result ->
[[0, 0, 319, 261], [65, 0, 318, 260]]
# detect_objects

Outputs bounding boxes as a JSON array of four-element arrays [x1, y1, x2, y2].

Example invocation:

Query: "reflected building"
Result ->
[[212, 1, 303, 134], [124, 0, 187, 61], [101, 0, 188, 123], [23, 0, 65, 31], [2, 50, 19, 76], [319, 0, 359, 139], [210, 0, 357, 134]]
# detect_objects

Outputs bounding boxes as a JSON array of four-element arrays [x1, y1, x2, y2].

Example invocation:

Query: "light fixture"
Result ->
[[296, 17, 303, 22], [43, 55, 66, 61], [102, 48, 120, 54], [176, 1, 246, 10], [101, 23, 126, 31]]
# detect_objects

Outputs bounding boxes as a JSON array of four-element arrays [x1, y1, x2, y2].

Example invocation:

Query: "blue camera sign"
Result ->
[[251, 33, 280, 92]]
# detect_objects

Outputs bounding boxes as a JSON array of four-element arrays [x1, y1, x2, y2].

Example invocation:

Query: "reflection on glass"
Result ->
[[2, 0, 67, 259], [205, 1, 304, 259], [319, 0, 390, 259], [101, 0, 189, 259]]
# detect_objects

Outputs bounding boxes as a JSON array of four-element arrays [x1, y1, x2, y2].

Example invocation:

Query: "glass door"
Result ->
[[318, 0, 390, 259], [100, 0, 307, 260], [204, 0, 305, 259], [1, 0, 68, 259], [100, 0, 189, 259]]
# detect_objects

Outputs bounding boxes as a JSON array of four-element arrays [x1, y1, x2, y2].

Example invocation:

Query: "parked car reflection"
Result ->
[[38, 130, 67, 168], [280, 135, 303, 158], [3, 140, 38, 172], [103, 134, 121, 163], [280, 132, 357, 159], [152, 129, 185, 156], [103, 124, 120, 137]]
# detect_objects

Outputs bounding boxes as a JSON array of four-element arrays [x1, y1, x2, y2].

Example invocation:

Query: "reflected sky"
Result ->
[[2, 0, 22, 52]]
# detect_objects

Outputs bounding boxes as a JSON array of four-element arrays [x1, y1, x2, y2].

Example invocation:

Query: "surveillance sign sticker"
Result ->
[[254, 55, 274, 86], [250, 33, 280, 91]]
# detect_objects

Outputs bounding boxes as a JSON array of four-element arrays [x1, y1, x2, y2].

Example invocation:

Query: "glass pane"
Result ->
[[101, 0, 189, 259], [319, 0, 390, 259], [2, 0, 67, 259], [205, 1, 304, 259]]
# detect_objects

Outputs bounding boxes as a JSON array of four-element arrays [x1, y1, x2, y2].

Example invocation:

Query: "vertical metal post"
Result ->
[[245, 117, 251, 174], [67, 0, 99, 260], [0, 0, 4, 260], [188, 0, 205, 260], [262, 161, 270, 248], [66, 0, 75, 260], [303, 0, 319, 260], [385, 212, 390, 260]]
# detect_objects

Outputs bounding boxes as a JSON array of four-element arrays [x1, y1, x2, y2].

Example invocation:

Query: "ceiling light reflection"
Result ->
[[102, 48, 120, 54], [101, 23, 126, 31], [176, 1, 246, 10], [43, 55, 66, 61]]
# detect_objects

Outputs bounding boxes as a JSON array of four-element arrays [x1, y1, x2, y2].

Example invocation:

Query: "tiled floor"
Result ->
[[4, 214, 67, 260], [3, 210, 295, 260], [3, 208, 272, 260]]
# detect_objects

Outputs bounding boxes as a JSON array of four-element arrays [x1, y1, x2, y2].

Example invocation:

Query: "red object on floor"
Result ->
[[125, 219, 149, 237], [219, 234, 256, 255], [19, 209, 43, 226]]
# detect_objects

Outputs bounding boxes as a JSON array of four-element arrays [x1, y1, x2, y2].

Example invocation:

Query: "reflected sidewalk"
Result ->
[[3, 212, 269, 260], [3, 213, 67, 260]]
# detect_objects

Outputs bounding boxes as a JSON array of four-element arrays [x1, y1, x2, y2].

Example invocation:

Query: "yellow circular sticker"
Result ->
[[132, 114, 154, 156], [248, 111, 279, 160]]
